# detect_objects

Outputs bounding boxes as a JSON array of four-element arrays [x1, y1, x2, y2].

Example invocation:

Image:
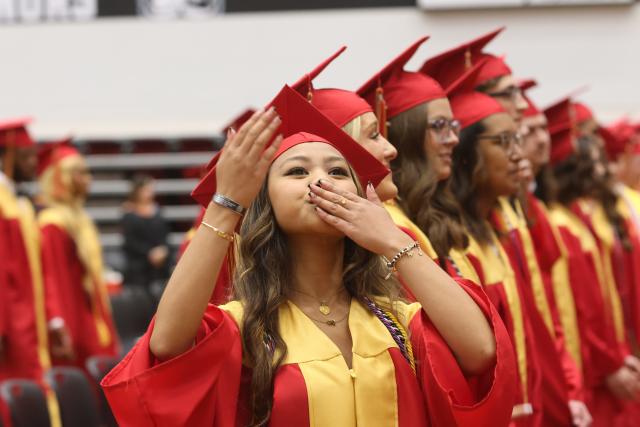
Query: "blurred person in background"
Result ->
[[121, 174, 171, 291], [38, 139, 120, 370], [0, 118, 62, 427]]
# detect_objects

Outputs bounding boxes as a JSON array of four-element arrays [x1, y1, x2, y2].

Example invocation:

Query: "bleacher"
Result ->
[[55, 135, 224, 273]]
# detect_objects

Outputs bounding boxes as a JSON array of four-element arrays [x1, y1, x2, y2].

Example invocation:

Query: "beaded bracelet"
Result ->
[[383, 241, 422, 279], [200, 221, 235, 242]]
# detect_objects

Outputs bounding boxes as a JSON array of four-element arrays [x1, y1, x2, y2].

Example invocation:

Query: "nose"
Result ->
[[514, 91, 529, 113], [381, 136, 398, 162]]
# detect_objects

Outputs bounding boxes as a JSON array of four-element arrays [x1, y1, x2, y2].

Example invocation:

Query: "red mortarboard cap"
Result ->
[[518, 78, 541, 118], [0, 117, 35, 148], [291, 46, 373, 128], [447, 58, 506, 129], [37, 137, 78, 176], [544, 98, 575, 165], [191, 85, 390, 207], [601, 118, 636, 161], [356, 37, 446, 136], [420, 27, 510, 90], [572, 102, 594, 124], [220, 108, 257, 134]]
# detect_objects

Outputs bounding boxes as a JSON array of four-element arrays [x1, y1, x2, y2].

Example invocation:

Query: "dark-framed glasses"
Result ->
[[427, 118, 461, 143]]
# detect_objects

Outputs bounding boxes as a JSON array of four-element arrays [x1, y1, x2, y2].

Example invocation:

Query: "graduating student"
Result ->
[[538, 99, 640, 427], [37, 140, 120, 369], [0, 118, 61, 427], [102, 86, 516, 427]]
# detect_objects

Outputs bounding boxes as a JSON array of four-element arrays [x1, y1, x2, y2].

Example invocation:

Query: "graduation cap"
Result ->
[[518, 78, 541, 118], [191, 85, 390, 208], [420, 27, 511, 90], [447, 57, 506, 129], [356, 36, 446, 137], [600, 118, 636, 161], [291, 46, 373, 128], [37, 137, 77, 176], [543, 98, 576, 165], [572, 102, 595, 124], [0, 117, 35, 148]]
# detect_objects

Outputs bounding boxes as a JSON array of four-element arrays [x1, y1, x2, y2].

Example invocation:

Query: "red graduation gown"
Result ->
[[489, 198, 573, 426], [102, 280, 517, 427], [549, 203, 628, 427], [39, 210, 120, 368]]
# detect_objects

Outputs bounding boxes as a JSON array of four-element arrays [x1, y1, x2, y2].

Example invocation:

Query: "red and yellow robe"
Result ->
[[465, 229, 540, 426], [572, 198, 640, 426], [491, 198, 575, 426], [39, 204, 120, 368], [102, 279, 516, 427], [548, 203, 628, 427], [0, 181, 61, 427]]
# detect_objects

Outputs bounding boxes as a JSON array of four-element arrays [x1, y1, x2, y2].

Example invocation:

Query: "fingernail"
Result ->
[[317, 179, 323, 187], [367, 181, 373, 189], [309, 192, 316, 198]]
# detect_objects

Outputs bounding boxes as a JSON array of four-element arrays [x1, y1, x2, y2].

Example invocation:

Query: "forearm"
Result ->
[[389, 237, 496, 375], [150, 203, 239, 359]]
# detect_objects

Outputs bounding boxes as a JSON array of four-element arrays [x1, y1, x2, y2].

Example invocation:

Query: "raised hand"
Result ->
[[215, 108, 283, 208], [309, 179, 413, 258]]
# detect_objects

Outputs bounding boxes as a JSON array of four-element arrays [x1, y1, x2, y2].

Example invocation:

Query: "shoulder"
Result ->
[[38, 207, 68, 230]]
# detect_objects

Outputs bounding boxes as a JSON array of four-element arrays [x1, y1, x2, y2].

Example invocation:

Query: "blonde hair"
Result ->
[[341, 115, 363, 141], [39, 154, 86, 206]]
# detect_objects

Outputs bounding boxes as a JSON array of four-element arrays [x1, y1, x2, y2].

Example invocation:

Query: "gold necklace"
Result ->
[[297, 300, 351, 327], [291, 287, 346, 316]]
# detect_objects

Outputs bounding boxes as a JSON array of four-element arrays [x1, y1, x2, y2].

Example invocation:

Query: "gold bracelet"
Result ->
[[200, 221, 235, 242]]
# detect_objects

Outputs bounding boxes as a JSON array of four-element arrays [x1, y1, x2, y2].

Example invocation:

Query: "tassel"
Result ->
[[306, 74, 313, 102], [464, 48, 472, 70], [375, 83, 388, 139]]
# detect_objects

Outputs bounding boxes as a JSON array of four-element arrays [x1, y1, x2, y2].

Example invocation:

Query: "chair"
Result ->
[[110, 286, 156, 354], [86, 356, 120, 427], [45, 367, 100, 427], [0, 379, 51, 427]]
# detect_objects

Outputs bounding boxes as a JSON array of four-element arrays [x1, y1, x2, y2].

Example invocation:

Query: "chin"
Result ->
[[378, 182, 398, 202], [279, 212, 345, 238]]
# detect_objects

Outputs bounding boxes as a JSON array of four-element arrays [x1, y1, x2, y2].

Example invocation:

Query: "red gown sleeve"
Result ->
[[40, 224, 68, 322], [0, 219, 8, 337], [101, 304, 243, 427], [409, 278, 517, 427]]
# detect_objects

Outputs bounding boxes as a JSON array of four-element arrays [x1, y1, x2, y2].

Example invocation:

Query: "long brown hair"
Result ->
[[450, 120, 495, 245], [388, 102, 468, 259], [233, 172, 402, 426], [553, 136, 631, 249]]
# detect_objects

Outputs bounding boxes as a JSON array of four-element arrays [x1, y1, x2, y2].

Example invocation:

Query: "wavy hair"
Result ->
[[387, 103, 468, 259], [232, 171, 402, 426]]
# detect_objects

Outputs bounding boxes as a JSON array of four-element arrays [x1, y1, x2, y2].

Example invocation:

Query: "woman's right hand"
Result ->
[[215, 108, 283, 208]]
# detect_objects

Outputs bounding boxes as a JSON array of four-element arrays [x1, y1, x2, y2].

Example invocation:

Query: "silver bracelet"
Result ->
[[212, 193, 246, 216], [383, 241, 423, 279]]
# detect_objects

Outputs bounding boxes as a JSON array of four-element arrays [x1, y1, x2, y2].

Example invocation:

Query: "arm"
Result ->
[[150, 108, 282, 360], [310, 181, 496, 375]]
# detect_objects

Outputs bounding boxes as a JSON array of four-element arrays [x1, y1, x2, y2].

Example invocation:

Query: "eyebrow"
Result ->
[[280, 155, 347, 166]]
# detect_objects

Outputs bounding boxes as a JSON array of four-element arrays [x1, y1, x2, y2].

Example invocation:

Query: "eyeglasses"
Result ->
[[488, 86, 523, 102], [477, 133, 523, 153], [427, 118, 461, 143]]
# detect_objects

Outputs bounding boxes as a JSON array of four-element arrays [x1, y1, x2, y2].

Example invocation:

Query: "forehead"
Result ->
[[272, 142, 345, 167], [426, 97, 453, 118], [491, 74, 516, 92], [523, 114, 547, 127], [483, 112, 518, 133], [359, 111, 378, 129]]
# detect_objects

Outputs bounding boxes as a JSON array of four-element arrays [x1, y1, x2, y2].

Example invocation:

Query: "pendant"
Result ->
[[325, 319, 336, 326], [319, 302, 331, 316]]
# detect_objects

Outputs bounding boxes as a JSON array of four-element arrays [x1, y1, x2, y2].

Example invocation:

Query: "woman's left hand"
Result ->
[[309, 180, 413, 258]]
